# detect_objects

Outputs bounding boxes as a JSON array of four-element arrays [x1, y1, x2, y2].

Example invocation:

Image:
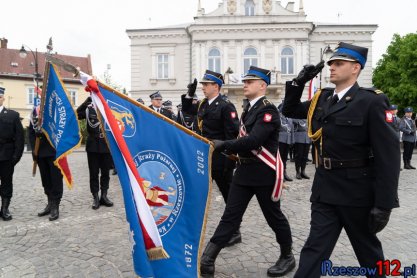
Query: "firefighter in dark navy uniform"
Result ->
[[0, 87, 24, 221], [400, 106, 416, 169], [77, 97, 114, 209], [293, 119, 311, 179], [283, 42, 400, 278], [181, 70, 241, 246], [200, 66, 295, 277], [148, 91, 175, 120], [29, 112, 64, 221]]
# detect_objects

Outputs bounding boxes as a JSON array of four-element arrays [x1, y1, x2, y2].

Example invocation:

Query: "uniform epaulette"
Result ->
[[262, 99, 272, 106], [361, 87, 384, 95]]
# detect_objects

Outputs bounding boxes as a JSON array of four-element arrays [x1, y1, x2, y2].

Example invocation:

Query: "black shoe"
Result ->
[[38, 198, 51, 217], [1, 197, 12, 221], [92, 193, 100, 210], [267, 250, 296, 277], [49, 199, 60, 221], [300, 170, 310, 179], [408, 161, 416, 169], [404, 163, 412, 169], [112, 169, 118, 175], [100, 190, 114, 207], [200, 242, 222, 275], [225, 230, 242, 247], [284, 171, 293, 182]]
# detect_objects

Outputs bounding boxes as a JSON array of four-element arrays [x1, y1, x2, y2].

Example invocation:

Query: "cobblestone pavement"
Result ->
[[1, 151, 416, 277]]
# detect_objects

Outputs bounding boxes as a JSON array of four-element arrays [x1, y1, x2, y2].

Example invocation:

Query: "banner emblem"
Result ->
[[105, 100, 136, 137]]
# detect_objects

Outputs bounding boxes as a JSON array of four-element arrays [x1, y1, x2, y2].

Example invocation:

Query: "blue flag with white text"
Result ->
[[94, 83, 212, 277]]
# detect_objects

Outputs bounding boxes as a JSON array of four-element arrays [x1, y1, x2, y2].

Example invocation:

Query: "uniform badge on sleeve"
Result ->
[[385, 110, 393, 123], [263, 113, 272, 122], [230, 112, 236, 119]]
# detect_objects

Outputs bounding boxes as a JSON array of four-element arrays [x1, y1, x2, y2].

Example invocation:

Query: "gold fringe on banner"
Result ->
[[146, 247, 170, 261]]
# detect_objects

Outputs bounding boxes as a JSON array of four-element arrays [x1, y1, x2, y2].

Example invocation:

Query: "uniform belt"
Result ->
[[237, 156, 259, 164], [318, 157, 371, 170]]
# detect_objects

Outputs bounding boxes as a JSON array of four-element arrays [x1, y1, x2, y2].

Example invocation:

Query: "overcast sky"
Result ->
[[2, 0, 416, 91]]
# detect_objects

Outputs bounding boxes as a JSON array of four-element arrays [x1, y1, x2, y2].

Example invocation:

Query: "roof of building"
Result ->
[[0, 45, 92, 82]]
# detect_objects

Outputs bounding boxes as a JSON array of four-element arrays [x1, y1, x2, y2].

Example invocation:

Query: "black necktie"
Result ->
[[330, 94, 339, 107]]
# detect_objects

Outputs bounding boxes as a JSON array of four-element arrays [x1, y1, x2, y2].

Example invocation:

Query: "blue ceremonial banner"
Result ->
[[41, 63, 81, 187], [95, 83, 212, 277]]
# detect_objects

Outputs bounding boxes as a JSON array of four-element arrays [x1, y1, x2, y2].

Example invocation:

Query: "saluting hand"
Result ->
[[187, 78, 198, 97], [293, 60, 325, 86]]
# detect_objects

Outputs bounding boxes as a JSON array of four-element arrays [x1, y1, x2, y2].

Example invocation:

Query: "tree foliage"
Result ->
[[373, 32, 417, 115]]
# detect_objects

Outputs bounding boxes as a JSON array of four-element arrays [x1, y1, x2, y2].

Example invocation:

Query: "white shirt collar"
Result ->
[[333, 85, 353, 101], [0, 106, 4, 113], [248, 95, 265, 109], [208, 94, 220, 105]]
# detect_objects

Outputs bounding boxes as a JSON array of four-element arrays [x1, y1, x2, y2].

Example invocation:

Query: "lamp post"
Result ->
[[19, 38, 53, 101], [319, 45, 333, 89]]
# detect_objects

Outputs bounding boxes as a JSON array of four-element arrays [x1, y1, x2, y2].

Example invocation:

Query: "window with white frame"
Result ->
[[68, 89, 77, 106], [208, 48, 221, 73], [281, 47, 294, 75], [245, 0, 255, 16], [157, 54, 169, 79], [243, 47, 258, 74], [27, 87, 35, 105]]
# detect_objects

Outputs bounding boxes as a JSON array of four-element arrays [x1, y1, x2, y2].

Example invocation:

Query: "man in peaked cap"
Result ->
[[200, 66, 295, 277], [181, 70, 241, 247], [148, 91, 174, 120], [136, 98, 145, 105], [400, 107, 416, 169], [283, 42, 400, 277], [0, 87, 25, 221], [162, 100, 177, 121]]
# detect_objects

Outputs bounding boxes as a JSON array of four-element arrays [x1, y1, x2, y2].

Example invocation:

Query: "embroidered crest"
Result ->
[[263, 113, 272, 122], [230, 112, 236, 119], [385, 111, 393, 123]]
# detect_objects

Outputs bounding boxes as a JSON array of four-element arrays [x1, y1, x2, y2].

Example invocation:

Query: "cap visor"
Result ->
[[242, 76, 262, 81], [199, 79, 216, 84], [327, 56, 357, 65]]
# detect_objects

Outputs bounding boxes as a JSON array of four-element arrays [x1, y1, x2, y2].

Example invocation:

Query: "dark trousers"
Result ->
[[0, 160, 14, 198], [212, 168, 233, 203], [210, 183, 293, 249], [403, 141, 414, 162], [38, 157, 63, 200], [295, 143, 310, 168], [87, 152, 112, 194], [278, 143, 290, 169], [295, 202, 385, 278]]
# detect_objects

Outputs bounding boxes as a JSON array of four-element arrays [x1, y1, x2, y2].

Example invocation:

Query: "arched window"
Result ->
[[281, 47, 294, 75], [243, 47, 258, 74], [208, 48, 221, 73], [245, 0, 255, 16]]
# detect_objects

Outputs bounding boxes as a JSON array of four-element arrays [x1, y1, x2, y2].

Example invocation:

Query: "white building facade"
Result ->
[[127, 0, 377, 113]]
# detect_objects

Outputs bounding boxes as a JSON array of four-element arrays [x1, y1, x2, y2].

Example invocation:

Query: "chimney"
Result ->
[[0, 38, 8, 49]]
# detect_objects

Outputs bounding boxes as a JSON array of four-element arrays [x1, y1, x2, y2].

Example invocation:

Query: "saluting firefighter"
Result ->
[[292, 118, 311, 180], [200, 66, 295, 277], [283, 42, 400, 278], [77, 97, 114, 209], [0, 87, 25, 221], [277, 103, 294, 181], [181, 70, 241, 246], [400, 106, 416, 169]]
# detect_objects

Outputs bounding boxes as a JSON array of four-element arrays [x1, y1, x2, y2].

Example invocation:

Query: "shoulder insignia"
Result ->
[[361, 87, 384, 95], [262, 99, 272, 106]]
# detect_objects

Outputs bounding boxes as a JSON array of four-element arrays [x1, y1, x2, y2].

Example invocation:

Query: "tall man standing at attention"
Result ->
[[283, 42, 400, 278], [0, 87, 24, 221], [181, 70, 241, 246]]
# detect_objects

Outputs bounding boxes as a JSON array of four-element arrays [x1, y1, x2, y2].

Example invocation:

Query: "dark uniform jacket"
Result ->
[[181, 94, 239, 171], [181, 94, 238, 140], [0, 108, 24, 162], [222, 97, 279, 186], [283, 82, 400, 209], [176, 110, 196, 131], [28, 123, 56, 158], [77, 101, 109, 154], [149, 105, 175, 121]]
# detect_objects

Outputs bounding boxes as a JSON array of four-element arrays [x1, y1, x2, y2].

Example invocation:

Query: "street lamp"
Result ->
[[319, 45, 334, 89]]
